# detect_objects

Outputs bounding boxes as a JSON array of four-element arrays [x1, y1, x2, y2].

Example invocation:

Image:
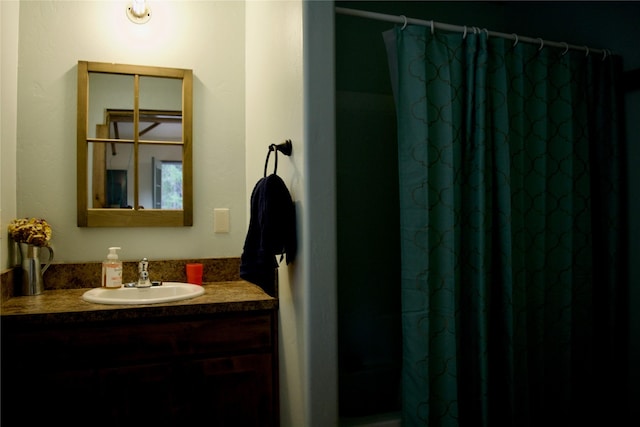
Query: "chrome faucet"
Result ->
[[137, 258, 152, 288]]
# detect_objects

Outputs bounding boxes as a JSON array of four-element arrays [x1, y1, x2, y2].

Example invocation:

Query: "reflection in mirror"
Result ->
[[88, 111, 183, 209], [78, 61, 193, 227]]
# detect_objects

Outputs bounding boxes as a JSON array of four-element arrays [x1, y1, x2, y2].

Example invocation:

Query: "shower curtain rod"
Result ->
[[336, 6, 610, 57]]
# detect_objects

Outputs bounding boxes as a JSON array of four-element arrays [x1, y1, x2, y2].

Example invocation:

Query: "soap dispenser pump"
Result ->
[[102, 247, 123, 289]]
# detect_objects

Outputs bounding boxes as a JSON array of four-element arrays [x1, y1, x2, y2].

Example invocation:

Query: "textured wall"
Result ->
[[14, 1, 246, 263]]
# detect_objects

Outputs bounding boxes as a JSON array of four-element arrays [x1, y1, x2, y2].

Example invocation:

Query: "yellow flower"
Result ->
[[8, 218, 52, 247]]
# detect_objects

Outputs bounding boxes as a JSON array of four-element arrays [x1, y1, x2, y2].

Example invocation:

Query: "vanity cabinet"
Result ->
[[1, 310, 278, 426]]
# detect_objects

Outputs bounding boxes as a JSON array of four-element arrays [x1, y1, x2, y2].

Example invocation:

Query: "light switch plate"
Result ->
[[213, 208, 230, 233]]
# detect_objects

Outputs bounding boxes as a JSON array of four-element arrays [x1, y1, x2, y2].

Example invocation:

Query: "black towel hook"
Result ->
[[273, 139, 293, 156], [263, 139, 292, 177]]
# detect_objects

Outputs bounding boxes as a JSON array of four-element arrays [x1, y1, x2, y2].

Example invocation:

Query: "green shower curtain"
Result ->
[[389, 26, 627, 426]]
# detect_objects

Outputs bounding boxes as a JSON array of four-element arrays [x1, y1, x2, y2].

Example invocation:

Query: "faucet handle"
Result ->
[[137, 258, 152, 287]]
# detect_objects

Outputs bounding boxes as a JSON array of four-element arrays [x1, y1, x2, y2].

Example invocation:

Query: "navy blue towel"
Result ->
[[240, 174, 297, 296]]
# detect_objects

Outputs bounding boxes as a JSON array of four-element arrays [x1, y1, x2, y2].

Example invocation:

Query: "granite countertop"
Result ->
[[0, 280, 277, 326]]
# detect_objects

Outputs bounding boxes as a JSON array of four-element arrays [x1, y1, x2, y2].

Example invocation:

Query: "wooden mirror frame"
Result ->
[[77, 61, 193, 227]]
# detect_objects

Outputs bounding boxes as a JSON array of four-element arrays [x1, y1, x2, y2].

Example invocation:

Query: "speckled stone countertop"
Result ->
[[0, 257, 277, 326], [1, 281, 277, 326]]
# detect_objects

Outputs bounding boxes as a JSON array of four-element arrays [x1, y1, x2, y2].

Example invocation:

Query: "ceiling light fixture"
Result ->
[[126, 0, 151, 24]]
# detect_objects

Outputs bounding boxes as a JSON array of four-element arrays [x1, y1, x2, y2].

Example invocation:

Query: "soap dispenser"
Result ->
[[102, 247, 123, 289]]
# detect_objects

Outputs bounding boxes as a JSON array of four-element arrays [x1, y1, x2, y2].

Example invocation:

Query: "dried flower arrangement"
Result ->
[[7, 218, 52, 247]]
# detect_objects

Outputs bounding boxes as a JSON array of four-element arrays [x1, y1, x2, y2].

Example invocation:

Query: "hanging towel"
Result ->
[[240, 173, 297, 296]]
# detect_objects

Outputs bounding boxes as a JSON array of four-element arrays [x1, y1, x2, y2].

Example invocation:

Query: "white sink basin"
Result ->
[[82, 282, 205, 305]]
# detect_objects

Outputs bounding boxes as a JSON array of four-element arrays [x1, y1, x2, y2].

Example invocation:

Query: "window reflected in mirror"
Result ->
[[88, 111, 183, 210]]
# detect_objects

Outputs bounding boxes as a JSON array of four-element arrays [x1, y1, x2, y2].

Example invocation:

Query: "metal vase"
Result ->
[[18, 242, 54, 296]]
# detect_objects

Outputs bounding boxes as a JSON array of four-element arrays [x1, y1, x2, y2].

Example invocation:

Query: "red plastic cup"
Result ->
[[186, 263, 203, 285]]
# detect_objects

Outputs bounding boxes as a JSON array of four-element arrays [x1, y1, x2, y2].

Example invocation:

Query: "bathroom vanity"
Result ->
[[0, 281, 278, 426]]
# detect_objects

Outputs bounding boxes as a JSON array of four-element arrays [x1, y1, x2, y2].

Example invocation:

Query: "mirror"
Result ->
[[77, 61, 193, 227]]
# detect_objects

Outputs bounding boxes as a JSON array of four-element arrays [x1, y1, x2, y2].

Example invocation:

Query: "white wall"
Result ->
[[10, 0, 247, 264], [246, 2, 338, 425], [245, 1, 306, 424], [302, 1, 338, 425], [1, 0, 20, 270]]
